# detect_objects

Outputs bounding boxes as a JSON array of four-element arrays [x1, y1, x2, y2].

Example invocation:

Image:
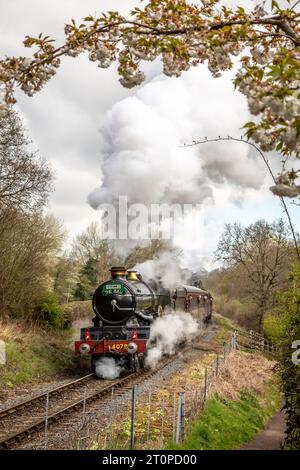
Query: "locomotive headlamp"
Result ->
[[79, 343, 90, 354], [83, 329, 91, 341], [127, 342, 138, 354], [131, 330, 138, 340]]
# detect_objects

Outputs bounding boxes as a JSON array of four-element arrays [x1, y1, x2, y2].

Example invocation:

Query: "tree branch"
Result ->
[[183, 136, 300, 262]]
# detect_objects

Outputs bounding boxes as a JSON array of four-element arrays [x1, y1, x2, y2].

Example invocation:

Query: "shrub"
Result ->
[[34, 291, 66, 329], [263, 313, 287, 345]]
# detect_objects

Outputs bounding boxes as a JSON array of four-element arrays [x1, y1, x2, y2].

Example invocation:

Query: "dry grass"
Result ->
[[0, 318, 35, 342], [0, 317, 75, 390], [211, 351, 276, 401]]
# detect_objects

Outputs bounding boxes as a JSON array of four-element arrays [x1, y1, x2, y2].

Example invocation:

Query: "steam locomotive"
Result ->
[[74, 266, 212, 375]]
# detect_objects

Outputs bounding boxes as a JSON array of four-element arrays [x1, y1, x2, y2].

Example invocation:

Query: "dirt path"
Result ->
[[241, 409, 286, 450]]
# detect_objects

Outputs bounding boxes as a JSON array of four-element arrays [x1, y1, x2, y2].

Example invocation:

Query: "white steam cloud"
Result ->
[[95, 356, 125, 379], [146, 311, 200, 369], [88, 67, 267, 266], [135, 251, 192, 289], [89, 67, 265, 213]]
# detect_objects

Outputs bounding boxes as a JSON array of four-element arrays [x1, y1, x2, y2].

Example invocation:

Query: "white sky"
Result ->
[[0, 0, 299, 269]]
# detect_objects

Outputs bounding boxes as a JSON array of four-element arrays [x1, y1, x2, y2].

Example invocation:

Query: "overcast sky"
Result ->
[[1, 0, 299, 269]]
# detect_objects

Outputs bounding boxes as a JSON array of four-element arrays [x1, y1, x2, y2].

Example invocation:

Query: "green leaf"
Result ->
[[243, 121, 255, 129]]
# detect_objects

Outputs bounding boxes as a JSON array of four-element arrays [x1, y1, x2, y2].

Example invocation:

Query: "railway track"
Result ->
[[0, 355, 183, 450], [0, 325, 214, 450]]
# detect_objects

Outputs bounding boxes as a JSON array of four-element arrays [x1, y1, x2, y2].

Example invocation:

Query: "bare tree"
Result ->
[[52, 255, 79, 304], [0, 209, 64, 317], [215, 219, 293, 332], [71, 222, 116, 284], [125, 239, 172, 269], [0, 108, 52, 211]]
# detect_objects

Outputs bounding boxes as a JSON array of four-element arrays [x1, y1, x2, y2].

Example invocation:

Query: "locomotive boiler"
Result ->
[[74, 266, 212, 375]]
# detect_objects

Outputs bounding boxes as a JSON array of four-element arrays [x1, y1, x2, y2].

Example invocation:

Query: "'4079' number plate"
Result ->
[[110, 343, 128, 350]]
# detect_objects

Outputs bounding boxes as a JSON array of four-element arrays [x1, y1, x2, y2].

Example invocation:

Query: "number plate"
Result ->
[[110, 343, 128, 350]]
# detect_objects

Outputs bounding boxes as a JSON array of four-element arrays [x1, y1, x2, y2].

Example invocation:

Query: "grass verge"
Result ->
[[0, 319, 76, 390], [168, 382, 281, 450]]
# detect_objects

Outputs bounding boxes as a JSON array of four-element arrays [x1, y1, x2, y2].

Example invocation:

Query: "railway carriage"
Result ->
[[74, 266, 212, 376]]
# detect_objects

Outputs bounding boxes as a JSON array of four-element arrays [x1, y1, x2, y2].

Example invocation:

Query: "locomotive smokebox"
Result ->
[[92, 266, 157, 326]]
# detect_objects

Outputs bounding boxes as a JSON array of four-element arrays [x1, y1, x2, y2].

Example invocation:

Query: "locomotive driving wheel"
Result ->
[[130, 353, 141, 372]]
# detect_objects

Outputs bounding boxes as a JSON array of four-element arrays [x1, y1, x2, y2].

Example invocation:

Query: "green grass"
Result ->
[[0, 330, 75, 389], [168, 383, 281, 450], [213, 313, 236, 331]]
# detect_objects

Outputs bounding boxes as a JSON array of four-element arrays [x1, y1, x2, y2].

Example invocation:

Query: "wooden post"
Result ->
[[161, 396, 165, 447], [44, 391, 49, 450], [130, 386, 136, 449], [82, 386, 87, 427], [172, 392, 176, 442], [180, 392, 185, 442], [147, 390, 152, 442], [204, 368, 208, 402], [175, 392, 185, 443], [109, 387, 114, 446], [175, 394, 181, 444], [216, 354, 219, 376]]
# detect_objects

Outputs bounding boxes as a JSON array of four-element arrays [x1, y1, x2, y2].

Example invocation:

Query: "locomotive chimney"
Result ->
[[110, 266, 127, 279]]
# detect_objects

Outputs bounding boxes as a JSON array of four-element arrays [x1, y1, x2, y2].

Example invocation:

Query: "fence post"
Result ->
[[147, 390, 152, 442], [82, 386, 87, 427], [175, 394, 181, 444], [204, 368, 208, 402], [216, 354, 219, 376], [175, 392, 185, 443], [161, 397, 165, 447], [109, 387, 114, 446], [180, 392, 185, 443], [130, 386, 136, 449], [172, 392, 176, 442], [44, 391, 49, 450], [195, 386, 198, 412], [223, 342, 226, 362]]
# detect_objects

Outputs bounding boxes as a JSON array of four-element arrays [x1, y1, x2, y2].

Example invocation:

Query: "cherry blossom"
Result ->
[[0, 0, 298, 160]]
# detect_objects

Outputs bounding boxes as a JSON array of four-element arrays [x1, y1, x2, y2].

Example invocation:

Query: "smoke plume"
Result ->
[[145, 311, 200, 369], [89, 67, 265, 212], [88, 67, 266, 265], [135, 251, 192, 288], [95, 356, 125, 379]]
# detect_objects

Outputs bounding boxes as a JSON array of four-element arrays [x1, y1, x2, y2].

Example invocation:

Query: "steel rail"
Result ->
[[0, 373, 93, 420], [0, 357, 175, 449]]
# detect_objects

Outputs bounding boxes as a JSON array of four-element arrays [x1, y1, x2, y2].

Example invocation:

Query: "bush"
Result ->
[[214, 295, 258, 330], [263, 313, 287, 345], [34, 291, 66, 329], [275, 265, 300, 449]]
